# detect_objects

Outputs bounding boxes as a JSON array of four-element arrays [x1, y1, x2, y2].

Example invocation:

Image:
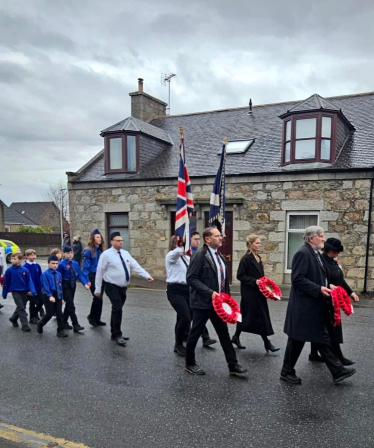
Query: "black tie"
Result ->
[[118, 251, 130, 282], [69, 264, 76, 289], [52, 271, 60, 299], [215, 252, 225, 292]]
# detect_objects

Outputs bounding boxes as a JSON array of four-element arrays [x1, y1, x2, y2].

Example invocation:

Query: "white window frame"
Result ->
[[285, 211, 319, 273]]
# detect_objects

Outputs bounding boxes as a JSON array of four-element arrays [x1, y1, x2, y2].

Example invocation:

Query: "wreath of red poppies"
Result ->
[[213, 292, 242, 324], [0, 275, 4, 287], [258, 277, 282, 301], [331, 286, 354, 327]]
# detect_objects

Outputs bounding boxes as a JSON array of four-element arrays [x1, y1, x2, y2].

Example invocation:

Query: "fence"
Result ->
[[0, 232, 62, 256]]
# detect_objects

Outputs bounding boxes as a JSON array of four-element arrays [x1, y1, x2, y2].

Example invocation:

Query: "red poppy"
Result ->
[[331, 286, 354, 327], [258, 277, 282, 301], [213, 292, 241, 324]]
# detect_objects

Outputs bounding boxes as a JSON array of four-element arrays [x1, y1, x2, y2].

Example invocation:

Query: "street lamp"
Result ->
[[60, 188, 66, 248]]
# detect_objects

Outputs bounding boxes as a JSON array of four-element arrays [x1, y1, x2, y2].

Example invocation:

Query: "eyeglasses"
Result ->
[[113, 239, 123, 242]]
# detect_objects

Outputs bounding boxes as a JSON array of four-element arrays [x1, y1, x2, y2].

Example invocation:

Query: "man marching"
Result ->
[[94, 232, 154, 346]]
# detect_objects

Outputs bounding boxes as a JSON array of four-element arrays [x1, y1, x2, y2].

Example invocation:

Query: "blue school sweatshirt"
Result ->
[[41, 269, 63, 299], [57, 259, 89, 285], [23, 261, 42, 292], [82, 246, 102, 276], [2, 265, 36, 298]]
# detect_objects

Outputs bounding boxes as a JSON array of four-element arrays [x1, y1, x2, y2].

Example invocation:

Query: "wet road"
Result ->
[[0, 286, 373, 448]]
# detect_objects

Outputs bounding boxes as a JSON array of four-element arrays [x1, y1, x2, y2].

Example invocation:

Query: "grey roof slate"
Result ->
[[286, 93, 341, 114], [4, 205, 38, 225], [9, 202, 57, 226], [76, 92, 374, 182], [101, 116, 173, 145]]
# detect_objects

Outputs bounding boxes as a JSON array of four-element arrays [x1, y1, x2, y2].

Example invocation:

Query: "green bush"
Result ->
[[16, 226, 53, 234]]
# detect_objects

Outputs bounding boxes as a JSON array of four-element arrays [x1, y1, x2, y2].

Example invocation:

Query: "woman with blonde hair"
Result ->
[[232, 234, 279, 353]]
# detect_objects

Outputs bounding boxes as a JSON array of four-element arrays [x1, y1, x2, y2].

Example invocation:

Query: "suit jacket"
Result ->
[[284, 243, 334, 343], [187, 244, 229, 309]]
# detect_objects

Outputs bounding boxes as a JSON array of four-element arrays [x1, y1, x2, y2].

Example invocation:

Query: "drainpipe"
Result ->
[[362, 172, 374, 294]]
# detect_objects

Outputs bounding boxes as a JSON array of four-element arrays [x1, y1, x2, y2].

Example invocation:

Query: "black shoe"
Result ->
[[280, 372, 302, 384], [202, 338, 217, 347], [9, 317, 19, 328], [63, 323, 73, 330], [37, 323, 43, 334], [174, 345, 186, 356], [264, 340, 280, 353], [341, 357, 355, 366], [87, 316, 97, 326], [184, 364, 205, 375], [57, 331, 68, 338], [0, 303, 4, 309], [333, 368, 356, 384], [21, 325, 31, 332], [115, 337, 127, 346], [229, 364, 248, 376], [232, 335, 246, 349], [73, 324, 85, 333], [29, 317, 39, 324], [96, 321, 106, 326], [309, 353, 324, 362]]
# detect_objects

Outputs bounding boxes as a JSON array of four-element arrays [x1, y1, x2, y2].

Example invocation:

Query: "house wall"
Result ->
[[68, 171, 374, 290]]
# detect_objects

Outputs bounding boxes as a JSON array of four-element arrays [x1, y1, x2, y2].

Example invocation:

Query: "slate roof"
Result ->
[[101, 116, 173, 145], [286, 93, 341, 114], [4, 205, 38, 225], [9, 202, 57, 226], [75, 91, 374, 182]]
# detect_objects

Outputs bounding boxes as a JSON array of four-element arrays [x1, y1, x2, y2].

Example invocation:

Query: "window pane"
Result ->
[[289, 214, 318, 230], [322, 117, 332, 138], [285, 121, 291, 141], [127, 135, 137, 171], [285, 142, 290, 162], [109, 138, 122, 169], [287, 233, 303, 269], [296, 118, 316, 139], [109, 214, 129, 226], [295, 139, 315, 159], [109, 228, 129, 250], [321, 139, 331, 159]]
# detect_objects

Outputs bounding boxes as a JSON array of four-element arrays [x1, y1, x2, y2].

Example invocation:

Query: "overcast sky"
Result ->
[[1, 0, 373, 205]]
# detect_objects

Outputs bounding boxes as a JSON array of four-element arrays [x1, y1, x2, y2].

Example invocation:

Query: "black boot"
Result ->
[[63, 322, 73, 330], [9, 316, 19, 328], [263, 337, 280, 353], [232, 335, 246, 349], [73, 324, 85, 333]]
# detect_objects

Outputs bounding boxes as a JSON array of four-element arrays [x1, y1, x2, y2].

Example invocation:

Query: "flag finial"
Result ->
[[223, 136, 228, 145], [179, 126, 184, 135]]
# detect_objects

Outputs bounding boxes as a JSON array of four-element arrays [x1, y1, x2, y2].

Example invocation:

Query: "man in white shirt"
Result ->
[[95, 232, 154, 346]]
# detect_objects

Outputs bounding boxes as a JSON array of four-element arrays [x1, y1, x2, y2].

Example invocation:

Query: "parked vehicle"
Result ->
[[0, 240, 21, 263]]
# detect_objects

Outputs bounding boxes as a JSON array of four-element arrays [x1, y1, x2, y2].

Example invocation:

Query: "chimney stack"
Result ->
[[138, 78, 144, 92]]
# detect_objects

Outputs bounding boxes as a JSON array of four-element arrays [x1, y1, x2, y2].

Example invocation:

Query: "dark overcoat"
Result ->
[[321, 252, 353, 344], [237, 252, 274, 336], [284, 243, 334, 344], [187, 244, 229, 309]]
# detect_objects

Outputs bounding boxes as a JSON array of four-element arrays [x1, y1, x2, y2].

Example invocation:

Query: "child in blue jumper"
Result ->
[[37, 255, 67, 338], [23, 249, 45, 323], [2, 252, 36, 332]]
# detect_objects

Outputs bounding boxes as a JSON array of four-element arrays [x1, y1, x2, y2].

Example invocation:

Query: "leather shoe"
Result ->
[[9, 317, 19, 328], [29, 317, 39, 324], [63, 323, 73, 330], [174, 345, 186, 356], [96, 321, 107, 326], [280, 372, 302, 384], [309, 353, 324, 362], [202, 338, 217, 347], [341, 357, 355, 366], [264, 340, 280, 353], [333, 368, 356, 384], [229, 364, 248, 376], [21, 325, 31, 332], [57, 331, 68, 338], [184, 364, 205, 375], [73, 324, 85, 333], [87, 316, 97, 326], [0, 303, 3, 309], [115, 337, 127, 346], [232, 335, 246, 349]]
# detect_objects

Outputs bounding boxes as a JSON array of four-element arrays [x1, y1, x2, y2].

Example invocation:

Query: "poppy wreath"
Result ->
[[331, 286, 354, 327], [213, 292, 242, 325], [0, 275, 4, 287], [258, 277, 282, 301]]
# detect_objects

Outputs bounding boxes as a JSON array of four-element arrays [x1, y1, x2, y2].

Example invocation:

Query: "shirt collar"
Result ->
[[26, 260, 35, 265]]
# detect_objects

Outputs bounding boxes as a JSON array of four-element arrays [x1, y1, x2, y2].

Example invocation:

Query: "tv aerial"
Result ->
[[161, 73, 176, 115]]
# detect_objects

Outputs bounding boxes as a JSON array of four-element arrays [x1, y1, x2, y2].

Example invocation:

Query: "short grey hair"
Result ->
[[302, 226, 324, 243]]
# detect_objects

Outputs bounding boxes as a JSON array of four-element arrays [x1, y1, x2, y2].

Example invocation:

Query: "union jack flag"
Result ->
[[175, 127, 194, 252]]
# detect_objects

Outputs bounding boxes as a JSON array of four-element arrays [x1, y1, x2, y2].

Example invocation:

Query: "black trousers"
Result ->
[[34, 290, 45, 316], [104, 282, 127, 338], [38, 293, 64, 332], [11, 292, 29, 327], [62, 282, 78, 326], [186, 308, 238, 368], [282, 330, 344, 378], [88, 272, 103, 322]]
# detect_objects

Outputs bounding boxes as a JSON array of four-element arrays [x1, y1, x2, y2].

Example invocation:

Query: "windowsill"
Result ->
[[280, 161, 333, 171]]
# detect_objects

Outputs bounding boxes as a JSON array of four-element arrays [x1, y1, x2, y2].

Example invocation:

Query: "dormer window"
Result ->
[[105, 133, 139, 173], [282, 113, 336, 165], [218, 139, 255, 155]]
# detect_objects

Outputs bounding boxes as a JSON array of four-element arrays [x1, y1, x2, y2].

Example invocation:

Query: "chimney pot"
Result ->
[[138, 78, 144, 92]]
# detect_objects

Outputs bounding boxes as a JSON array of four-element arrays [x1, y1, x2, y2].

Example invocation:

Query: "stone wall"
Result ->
[[68, 172, 374, 290]]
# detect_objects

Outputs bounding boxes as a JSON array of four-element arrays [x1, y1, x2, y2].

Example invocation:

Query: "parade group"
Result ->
[[0, 224, 359, 385]]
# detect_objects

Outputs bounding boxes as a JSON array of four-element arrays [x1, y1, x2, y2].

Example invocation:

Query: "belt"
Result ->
[[167, 282, 187, 285]]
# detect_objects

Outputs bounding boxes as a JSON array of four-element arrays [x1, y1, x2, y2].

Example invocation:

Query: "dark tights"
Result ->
[[234, 329, 270, 344]]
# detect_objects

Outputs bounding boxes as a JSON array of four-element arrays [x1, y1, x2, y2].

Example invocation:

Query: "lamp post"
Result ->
[[60, 188, 66, 248]]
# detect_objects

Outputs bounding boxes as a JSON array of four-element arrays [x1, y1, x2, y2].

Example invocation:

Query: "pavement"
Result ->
[[1, 283, 374, 448]]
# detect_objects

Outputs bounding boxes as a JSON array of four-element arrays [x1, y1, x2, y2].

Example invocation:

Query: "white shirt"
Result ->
[[207, 246, 225, 292], [95, 247, 151, 293], [165, 247, 189, 284], [0, 248, 5, 269]]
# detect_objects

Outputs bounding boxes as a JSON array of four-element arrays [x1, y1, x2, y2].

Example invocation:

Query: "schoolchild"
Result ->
[[50, 248, 63, 261], [23, 249, 45, 323], [2, 252, 36, 332], [57, 246, 90, 333], [37, 255, 67, 338]]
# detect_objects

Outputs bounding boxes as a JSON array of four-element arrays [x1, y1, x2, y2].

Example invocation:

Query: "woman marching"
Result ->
[[309, 237, 359, 365], [83, 229, 106, 327], [232, 234, 280, 353]]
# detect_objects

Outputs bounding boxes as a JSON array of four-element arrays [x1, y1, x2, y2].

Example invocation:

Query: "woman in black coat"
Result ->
[[72, 235, 83, 265], [232, 234, 279, 353], [309, 238, 359, 365]]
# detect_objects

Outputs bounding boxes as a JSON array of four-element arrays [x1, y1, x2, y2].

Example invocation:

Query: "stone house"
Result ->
[[67, 79, 374, 291]]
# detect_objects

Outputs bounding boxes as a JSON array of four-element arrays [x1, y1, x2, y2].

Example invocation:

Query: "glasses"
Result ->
[[113, 239, 123, 242]]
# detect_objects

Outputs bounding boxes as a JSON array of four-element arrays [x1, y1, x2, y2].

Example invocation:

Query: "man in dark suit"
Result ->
[[281, 226, 356, 385], [185, 226, 247, 376]]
